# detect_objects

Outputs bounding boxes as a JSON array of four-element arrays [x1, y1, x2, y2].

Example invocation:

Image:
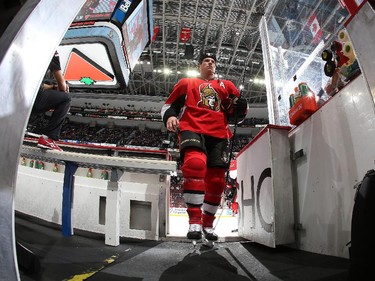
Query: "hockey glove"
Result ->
[[227, 97, 248, 124], [221, 94, 236, 113]]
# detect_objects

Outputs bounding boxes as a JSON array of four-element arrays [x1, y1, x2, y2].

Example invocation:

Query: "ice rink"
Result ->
[[168, 208, 239, 238]]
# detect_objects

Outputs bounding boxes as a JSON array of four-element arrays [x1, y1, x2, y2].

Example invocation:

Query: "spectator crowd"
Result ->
[[27, 110, 256, 209], [28, 115, 253, 151]]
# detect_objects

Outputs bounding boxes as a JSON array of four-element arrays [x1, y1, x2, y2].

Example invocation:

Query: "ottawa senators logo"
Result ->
[[197, 83, 221, 111]]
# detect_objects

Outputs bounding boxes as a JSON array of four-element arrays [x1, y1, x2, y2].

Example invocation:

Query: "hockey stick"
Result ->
[[213, 105, 240, 231]]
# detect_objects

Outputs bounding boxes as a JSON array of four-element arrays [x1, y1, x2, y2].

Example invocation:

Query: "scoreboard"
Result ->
[[59, 0, 153, 90]]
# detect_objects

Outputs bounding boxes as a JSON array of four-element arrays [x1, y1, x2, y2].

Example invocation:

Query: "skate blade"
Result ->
[[189, 239, 200, 255], [202, 237, 215, 248]]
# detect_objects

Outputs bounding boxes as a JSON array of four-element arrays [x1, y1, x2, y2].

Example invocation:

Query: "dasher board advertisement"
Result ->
[[236, 125, 294, 248]]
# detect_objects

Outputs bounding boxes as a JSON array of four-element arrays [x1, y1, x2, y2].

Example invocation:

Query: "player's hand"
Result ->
[[42, 83, 54, 91], [166, 116, 179, 132], [62, 81, 69, 93], [221, 94, 238, 113], [57, 81, 69, 93], [232, 97, 247, 110]]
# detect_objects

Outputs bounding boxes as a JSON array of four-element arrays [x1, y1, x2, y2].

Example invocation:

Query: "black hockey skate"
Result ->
[[187, 224, 202, 248], [202, 227, 218, 248]]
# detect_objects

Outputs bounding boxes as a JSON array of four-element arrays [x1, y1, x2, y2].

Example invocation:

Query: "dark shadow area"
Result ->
[[160, 247, 253, 281], [0, 0, 25, 37], [16, 215, 351, 281], [16, 216, 161, 281], [240, 242, 350, 281]]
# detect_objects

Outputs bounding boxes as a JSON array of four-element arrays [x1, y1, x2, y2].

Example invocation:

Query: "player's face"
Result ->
[[199, 58, 216, 77]]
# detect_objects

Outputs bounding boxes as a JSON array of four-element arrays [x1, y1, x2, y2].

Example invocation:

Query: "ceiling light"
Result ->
[[254, 78, 265, 85], [164, 68, 172, 75], [187, 69, 199, 77]]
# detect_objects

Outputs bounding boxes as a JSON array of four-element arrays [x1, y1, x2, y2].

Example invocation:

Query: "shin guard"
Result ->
[[202, 167, 226, 227], [181, 148, 207, 225]]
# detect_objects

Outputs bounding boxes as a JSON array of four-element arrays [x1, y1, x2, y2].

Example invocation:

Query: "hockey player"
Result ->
[[161, 53, 248, 242]]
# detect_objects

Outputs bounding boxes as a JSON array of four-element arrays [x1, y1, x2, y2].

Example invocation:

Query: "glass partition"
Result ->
[[261, 0, 350, 125]]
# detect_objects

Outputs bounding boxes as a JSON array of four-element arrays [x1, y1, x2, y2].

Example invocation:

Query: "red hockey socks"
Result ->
[[202, 167, 226, 228]]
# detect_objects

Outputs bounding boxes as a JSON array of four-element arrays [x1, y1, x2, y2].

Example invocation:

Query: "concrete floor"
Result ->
[[16, 215, 350, 281]]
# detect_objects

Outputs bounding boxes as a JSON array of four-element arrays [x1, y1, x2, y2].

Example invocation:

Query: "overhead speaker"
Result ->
[[184, 44, 194, 59]]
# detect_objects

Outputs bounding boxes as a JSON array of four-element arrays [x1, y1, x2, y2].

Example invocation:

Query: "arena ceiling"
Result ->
[[122, 0, 270, 105], [119, 0, 348, 107], [2, 0, 349, 110]]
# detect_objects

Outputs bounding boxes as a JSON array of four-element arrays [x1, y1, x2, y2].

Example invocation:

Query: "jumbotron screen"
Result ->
[[122, 0, 150, 71], [73, 0, 118, 22]]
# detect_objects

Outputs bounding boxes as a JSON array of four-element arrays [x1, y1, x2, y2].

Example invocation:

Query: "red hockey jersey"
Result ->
[[161, 77, 240, 139]]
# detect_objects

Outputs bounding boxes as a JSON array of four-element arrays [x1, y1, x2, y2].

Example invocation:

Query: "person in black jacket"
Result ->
[[31, 51, 71, 151]]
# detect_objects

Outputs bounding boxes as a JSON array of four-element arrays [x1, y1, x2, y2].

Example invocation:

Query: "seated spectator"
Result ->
[[30, 51, 71, 151]]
